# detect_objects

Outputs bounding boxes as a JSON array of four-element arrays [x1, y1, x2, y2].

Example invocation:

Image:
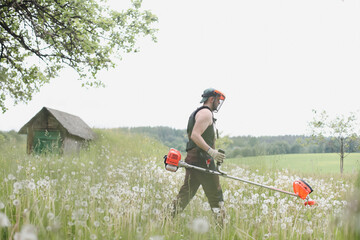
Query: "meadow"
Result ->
[[228, 153, 360, 175], [0, 129, 359, 239]]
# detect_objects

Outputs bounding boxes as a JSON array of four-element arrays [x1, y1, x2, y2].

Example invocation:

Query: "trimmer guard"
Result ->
[[293, 179, 313, 200]]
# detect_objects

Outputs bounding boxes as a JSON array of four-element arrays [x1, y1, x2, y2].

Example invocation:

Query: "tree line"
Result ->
[[2, 126, 359, 157], [118, 127, 360, 157]]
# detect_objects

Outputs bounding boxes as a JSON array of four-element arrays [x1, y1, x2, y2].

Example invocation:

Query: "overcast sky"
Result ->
[[1, 0, 360, 136]]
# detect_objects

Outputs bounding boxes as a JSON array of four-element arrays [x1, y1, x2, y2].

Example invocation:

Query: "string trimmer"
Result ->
[[164, 148, 316, 206]]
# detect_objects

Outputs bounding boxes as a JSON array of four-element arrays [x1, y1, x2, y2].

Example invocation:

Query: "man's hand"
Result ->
[[207, 148, 226, 163]]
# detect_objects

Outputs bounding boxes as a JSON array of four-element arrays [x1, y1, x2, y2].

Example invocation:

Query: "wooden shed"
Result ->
[[18, 107, 96, 154]]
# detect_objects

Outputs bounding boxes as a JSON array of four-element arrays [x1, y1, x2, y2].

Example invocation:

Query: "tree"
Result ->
[[308, 110, 360, 174], [0, 0, 158, 112]]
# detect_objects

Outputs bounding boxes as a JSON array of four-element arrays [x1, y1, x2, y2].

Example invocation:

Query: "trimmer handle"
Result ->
[[216, 149, 226, 174], [217, 149, 225, 166]]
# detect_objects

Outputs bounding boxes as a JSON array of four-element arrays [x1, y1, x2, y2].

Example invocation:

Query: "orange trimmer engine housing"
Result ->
[[164, 148, 182, 172], [293, 179, 313, 200]]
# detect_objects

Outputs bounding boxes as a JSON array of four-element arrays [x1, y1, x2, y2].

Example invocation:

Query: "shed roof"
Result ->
[[19, 107, 95, 140]]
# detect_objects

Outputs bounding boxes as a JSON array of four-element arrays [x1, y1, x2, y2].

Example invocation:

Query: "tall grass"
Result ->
[[0, 129, 358, 239]]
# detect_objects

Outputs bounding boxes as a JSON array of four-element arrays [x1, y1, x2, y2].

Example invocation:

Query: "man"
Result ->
[[172, 88, 226, 222]]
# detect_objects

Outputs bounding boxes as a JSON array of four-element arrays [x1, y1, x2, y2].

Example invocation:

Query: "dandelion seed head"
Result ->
[[15, 224, 37, 240], [149, 235, 164, 240], [136, 226, 143, 234], [108, 208, 115, 215], [96, 208, 104, 213], [47, 212, 55, 220], [27, 182, 36, 191], [13, 199, 20, 206], [142, 203, 150, 211], [90, 187, 98, 195], [189, 217, 210, 234], [13, 182, 23, 191], [202, 202, 211, 211], [152, 208, 160, 215], [8, 174, 16, 180], [0, 212, 11, 227]]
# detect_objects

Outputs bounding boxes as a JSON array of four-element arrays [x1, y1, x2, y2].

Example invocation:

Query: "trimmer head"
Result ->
[[293, 179, 313, 200], [293, 179, 316, 206]]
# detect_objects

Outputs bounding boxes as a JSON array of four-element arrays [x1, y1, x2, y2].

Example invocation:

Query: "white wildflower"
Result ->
[[13, 199, 20, 206], [202, 202, 211, 211], [261, 204, 268, 215], [149, 235, 165, 240], [8, 174, 16, 181], [136, 226, 143, 234], [189, 217, 210, 234], [152, 208, 160, 215], [14, 224, 37, 240], [90, 187, 98, 195], [0, 212, 11, 227], [47, 212, 55, 220], [27, 182, 36, 191], [306, 226, 313, 234], [13, 182, 23, 191]]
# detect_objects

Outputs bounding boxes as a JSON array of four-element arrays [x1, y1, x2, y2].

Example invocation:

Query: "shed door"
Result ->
[[33, 130, 62, 154]]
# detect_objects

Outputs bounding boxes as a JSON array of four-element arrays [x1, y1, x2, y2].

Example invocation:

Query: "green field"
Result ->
[[0, 129, 359, 239], [228, 153, 360, 176]]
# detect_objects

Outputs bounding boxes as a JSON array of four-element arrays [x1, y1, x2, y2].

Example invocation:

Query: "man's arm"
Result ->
[[191, 108, 226, 163], [190, 108, 213, 152]]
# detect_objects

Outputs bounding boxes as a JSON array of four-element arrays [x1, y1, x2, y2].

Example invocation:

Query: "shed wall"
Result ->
[[63, 136, 86, 154]]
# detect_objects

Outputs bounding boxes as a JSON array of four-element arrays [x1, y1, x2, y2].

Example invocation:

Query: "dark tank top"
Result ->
[[186, 106, 216, 152]]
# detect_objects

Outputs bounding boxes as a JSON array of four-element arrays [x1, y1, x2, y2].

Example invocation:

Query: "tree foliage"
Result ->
[[0, 0, 158, 112], [308, 110, 360, 174]]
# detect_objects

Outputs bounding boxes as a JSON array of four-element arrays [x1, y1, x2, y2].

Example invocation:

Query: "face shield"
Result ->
[[213, 90, 225, 113]]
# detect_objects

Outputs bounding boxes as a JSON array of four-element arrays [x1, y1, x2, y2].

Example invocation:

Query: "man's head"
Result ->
[[200, 88, 226, 112]]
